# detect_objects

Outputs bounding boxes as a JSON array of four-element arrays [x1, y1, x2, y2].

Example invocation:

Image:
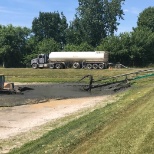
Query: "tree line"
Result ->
[[0, 0, 153, 68]]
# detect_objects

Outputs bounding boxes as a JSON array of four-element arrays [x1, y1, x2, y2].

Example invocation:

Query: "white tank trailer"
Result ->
[[31, 51, 109, 69]]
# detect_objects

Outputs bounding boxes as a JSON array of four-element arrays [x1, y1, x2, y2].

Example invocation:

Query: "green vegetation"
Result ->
[[69, 0, 124, 46], [9, 76, 154, 154], [0, 1, 153, 152], [0, 1, 153, 68], [1, 68, 138, 83]]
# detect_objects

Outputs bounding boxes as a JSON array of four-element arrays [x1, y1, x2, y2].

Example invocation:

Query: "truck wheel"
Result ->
[[93, 64, 98, 69], [87, 64, 93, 69], [99, 63, 104, 69], [32, 63, 38, 69], [73, 62, 80, 69], [55, 63, 62, 69], [49, 63, 54, 69]]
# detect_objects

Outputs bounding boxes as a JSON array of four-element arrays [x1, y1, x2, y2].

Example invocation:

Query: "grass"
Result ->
[[0, 67, 140, 83], [8, 76, 154, 154]]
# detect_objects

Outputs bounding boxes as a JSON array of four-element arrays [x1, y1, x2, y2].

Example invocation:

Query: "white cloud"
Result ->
[[0, 6, 36, 17], [124, 9, 129, 12], [131, 7, 141, 15], [124, 7, 141, 15], [116, 26, 133, 34], [0, 6, 18, 14], [11, 0, 48, 9]]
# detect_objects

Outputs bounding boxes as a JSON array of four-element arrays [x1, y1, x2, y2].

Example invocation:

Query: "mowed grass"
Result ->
[[0, 67, 139, 83], [9, 76, 154, 154]]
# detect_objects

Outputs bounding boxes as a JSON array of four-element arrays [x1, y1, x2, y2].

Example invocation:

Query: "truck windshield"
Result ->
[[39, 55, 44, 58]]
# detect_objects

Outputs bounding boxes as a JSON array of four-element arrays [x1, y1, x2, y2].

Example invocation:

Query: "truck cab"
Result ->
[[31, 54, 49, 69]]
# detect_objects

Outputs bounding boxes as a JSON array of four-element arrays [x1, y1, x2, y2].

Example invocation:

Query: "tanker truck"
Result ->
[[31, 51, 109, 69]]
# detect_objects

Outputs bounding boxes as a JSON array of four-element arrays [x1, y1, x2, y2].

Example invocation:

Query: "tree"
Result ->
[[97, 28, 154, 66], [137, 7, 154, 32], [22, 36, 39, 67], [97, 32, 132, 65], [71, 0, 125, 47], [36, 38, 61, 54], [32, 12, 68, 46], [96, 6, 154, 67], [23, 38, 61, 67], [131, 7, 154, 66], [130, 27, 154, 66], [64, 42, 94, 51], [66, 15, 84, 45], [116, 32, 132, 65], [78, 42, 94, 51], [0, 25, 31, 67]]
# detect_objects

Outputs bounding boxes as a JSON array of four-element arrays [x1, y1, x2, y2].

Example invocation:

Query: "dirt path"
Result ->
[[0, 96, 110, 139], [0, 95, 114, 153]]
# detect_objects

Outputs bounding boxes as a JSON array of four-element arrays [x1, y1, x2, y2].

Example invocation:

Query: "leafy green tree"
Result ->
[[70, 0, 125, 47], [22, 38, 61, 67], [0, 25, 31, 67], [36, 38, 61, 54], [117, 32, 132, 65], [130, 27, 154, 66], [22, 36, 38, 67], [137, 7, 154, 32], [97, 35, 122, 63], [32, 12, 68, 46], [64, 42, 94, 51], [64, 44, 79, 51], [97, 32, 132, 65], [132, 6, 154, 66], [66, 16, 84, 45], [78, 42, 94, 51], [97, 28, 154, 66], [97, 7, 154, 67]]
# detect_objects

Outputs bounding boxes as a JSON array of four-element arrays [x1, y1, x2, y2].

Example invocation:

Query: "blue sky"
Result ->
[[0, 0, 153, 34]]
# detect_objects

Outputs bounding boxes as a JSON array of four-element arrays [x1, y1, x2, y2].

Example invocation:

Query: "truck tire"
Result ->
[[87, 64, 93, 69], [32, 63, 38, 69], [93, 64, 98, 69], [49, 63, 54, 69], [73, 62, 80, 69], [55, 63, 62, 69], [99, 63, 104, 69]]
